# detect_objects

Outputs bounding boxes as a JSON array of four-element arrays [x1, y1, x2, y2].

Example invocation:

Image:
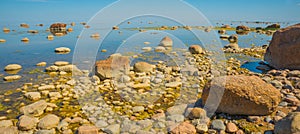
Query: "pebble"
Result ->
[[196, 123, 208, 133], [0, 120, 13, 127], [226, 122, 238, 133], [24, 92, 41, 101], [132, 106, 145, 113], [0, 39, 6, 42], [103, 124, 120, 134], [55, 47, 71, 53], [211, 120, 226, 131]]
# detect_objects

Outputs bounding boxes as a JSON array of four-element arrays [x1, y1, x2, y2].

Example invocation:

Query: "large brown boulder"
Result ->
[[95, 54, 130, 80], [202, 75, 281, 115], [264, 23, 300, 70]]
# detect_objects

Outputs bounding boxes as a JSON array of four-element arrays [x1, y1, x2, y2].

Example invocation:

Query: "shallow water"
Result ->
[[0, 19, 295, 92]]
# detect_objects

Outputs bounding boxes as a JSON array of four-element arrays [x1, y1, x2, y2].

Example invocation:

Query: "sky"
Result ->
[[0, 0, 300, 24]]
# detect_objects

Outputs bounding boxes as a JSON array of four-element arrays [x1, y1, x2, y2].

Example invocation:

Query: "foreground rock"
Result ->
[[264, 23, 300, 69], [4, 64, 22, 71], [95, 54, 130, 80], [274, 112, 300, 134], [202, 75, 281, 115]]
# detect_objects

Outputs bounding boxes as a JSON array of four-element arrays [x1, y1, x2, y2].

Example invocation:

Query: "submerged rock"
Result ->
[[202, 75, 281, 115], [17, 115, 38, 131], [264, 23, 300, 69], [20, 100, 47, 116], [38, 114, 60, 129], [159, 36, 173, 47]]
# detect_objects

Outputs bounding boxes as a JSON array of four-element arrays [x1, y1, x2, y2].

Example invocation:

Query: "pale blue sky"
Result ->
[[0, 0, 300, 23]]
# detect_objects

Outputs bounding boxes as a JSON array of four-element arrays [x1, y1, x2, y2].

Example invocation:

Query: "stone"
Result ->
[[54, 61, 69, 66], [4, 64, 22, 71], [90, 33, 100, 38], [166, 104, 187, 115], [77, 125, 99, 134], [201, 75, 281, 115], [224, 43, 239, 50], [48, 92, 63, 99], [95, 120, 108, 128], [0, 39, 6, 42], [0, 120, 13, 127], [196, 124, 208, 133], [38, 114, 60, 129], [21, 37, 29, 42], [95, 55, 130, 80], [38, 85, 55, 91], [45, 66, 59, 72], [35, 129, 56, 134], [20, 100, 47, 116], [159, 36, 173, 47], [236, 25, 250, 31], [188, 108, 207, 120], [103, 124, 120, 134], [20, 23, 30, 28], [266, 24, 280, 29], [132, 83, 150, 89], [17, 115, 38, 131], [28, 30, 38, 33], [0, 126, 18, 134], [3, 27, 10, 33], [165, 82, 182, 88], [228, 34, 238, 43], [189, 45, 203, 54], [142, 47, 152, 52], [36, 62, 47, 66], [3, 75, 21, 81], [274, 112, 300, 134], [226, 122, 238, 133], [50, 23, 66, 31], [58, 65, 82, 74], [133, 62, 155, 73], [55, 47, 71, 53], [167, 114, 185, 122], [24, 92, 41, 101], [155, 46, 166, 52], [132, 106, 144, 113], [264, 23, 300, 69], [47, 35, 54, 40], [169, 121, 196, 134], [211, 120, 225, 131]]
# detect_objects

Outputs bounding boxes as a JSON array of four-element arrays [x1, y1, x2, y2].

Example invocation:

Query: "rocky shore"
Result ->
[[0, 23, 300, 134]]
